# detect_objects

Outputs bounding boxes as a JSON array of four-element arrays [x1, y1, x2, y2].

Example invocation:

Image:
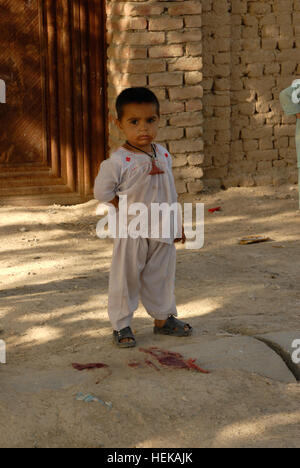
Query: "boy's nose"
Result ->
[[140, 122, 148, 130]]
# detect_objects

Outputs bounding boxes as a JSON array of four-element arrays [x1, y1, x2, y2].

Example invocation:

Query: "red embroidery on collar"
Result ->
[[165, 153, 169, 157], [126, 157, 131, 162]]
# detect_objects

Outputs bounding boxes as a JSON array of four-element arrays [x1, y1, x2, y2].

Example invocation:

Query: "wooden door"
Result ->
[[0, 0, 107, 205]]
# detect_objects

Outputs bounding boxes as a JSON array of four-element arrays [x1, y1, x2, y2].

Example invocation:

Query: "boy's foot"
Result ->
[[154, 316, 192, 336], [113, 327, 136, 348]]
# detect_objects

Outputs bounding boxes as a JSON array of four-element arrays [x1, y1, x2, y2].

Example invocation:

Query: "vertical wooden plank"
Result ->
[[56, 0, 67, 184], [87, 0, 97, 196], [103, 0, 109, 165], [56, 0, 75, 191], [80, 0, 91, 197], [38, 0, 48, 167], [89, 0, 107, 187], [71, 0, 83, 194], [63, 0, 75, 191], [44, 0, 60, 176]]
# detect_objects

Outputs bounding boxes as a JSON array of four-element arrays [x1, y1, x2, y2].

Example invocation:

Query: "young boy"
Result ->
[[94, 87, 192, 347]]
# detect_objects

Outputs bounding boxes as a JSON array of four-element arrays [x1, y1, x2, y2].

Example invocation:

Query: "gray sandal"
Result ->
[[153, 315, 193, 337], [113, 326, 136, 348]]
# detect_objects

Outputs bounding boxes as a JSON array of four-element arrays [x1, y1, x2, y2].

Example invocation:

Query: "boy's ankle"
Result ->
[[154, 319, 167, 328]]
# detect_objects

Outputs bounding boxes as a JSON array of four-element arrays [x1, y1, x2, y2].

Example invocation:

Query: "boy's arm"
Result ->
[[279, 86, 300, 115], [165, 148, 185, 244], [94, 157, 121, 207], [108, 195, 119, 209], [174, 225, 186, 244]]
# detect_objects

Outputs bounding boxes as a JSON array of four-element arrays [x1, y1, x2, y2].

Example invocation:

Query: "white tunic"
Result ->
[[94, 143, 182, 244]]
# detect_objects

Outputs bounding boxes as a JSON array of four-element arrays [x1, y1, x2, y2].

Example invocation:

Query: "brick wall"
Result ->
[[202, 0, 300, 188], [106, 0, 299, 193], [106, 0, 204, 194]]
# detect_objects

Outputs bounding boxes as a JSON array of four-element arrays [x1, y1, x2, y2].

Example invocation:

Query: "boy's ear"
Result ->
[[115, 118, 122, 130]]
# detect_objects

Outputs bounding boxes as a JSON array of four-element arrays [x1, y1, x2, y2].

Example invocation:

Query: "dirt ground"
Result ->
[[0, 184, 300, 448]]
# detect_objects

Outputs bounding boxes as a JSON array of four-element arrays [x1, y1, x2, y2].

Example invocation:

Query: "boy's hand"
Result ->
[[174, 225, 186, 244], [297, 113, 300, 119], [108, 195, 119, 209]]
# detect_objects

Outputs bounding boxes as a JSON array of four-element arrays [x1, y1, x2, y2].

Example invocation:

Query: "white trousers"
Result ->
[[108, 237, 178, 331]]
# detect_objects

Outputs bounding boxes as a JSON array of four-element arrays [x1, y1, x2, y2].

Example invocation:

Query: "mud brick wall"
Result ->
[[105, 0, 204, 194], [202, 0, 300, 188]]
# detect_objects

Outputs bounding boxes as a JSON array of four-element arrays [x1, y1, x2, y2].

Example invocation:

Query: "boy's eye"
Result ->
[[129, 118, 156, 125]]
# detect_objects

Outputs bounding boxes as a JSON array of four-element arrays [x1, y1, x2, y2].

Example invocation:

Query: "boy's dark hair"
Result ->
[[116, 87, 160, 120]]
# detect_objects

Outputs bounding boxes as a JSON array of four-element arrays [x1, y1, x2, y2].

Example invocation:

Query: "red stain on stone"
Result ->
[[208, 206, 221, 213], [72, 362, 109, 371], [139, 347, 210, 374], [145, 359, 160, 372], [128, 361, 142, 368]]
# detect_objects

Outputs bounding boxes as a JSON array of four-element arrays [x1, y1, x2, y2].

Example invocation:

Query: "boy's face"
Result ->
[[116, 102, 160, 150]]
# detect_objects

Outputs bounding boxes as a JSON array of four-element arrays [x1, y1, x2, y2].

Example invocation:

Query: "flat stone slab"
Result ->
[[255, 331, 300, 381], [0, 368, 88, 395], [167, 335, 296, 383]]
